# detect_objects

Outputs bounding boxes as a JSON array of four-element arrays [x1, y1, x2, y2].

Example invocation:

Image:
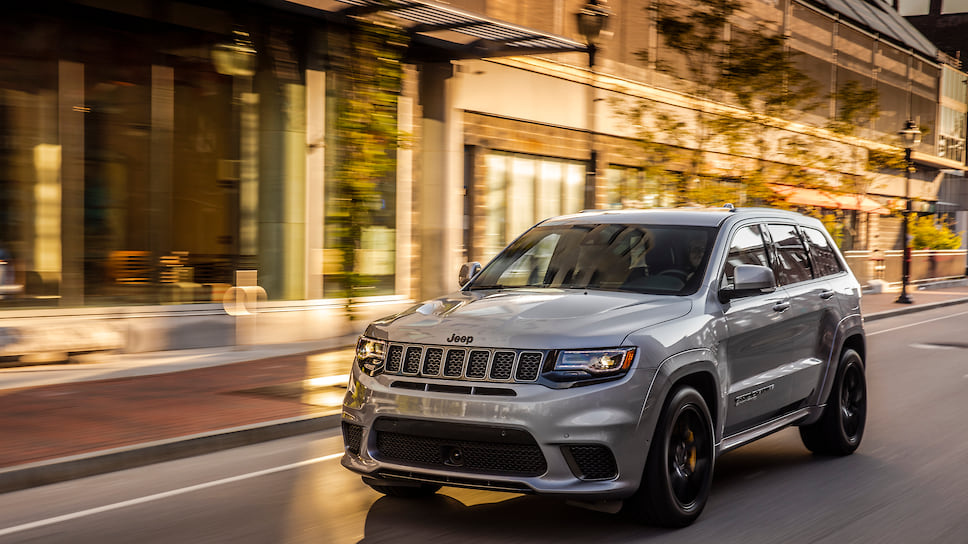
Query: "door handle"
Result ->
[[820, 290, 835, 300], [772, 301, 791, 312]]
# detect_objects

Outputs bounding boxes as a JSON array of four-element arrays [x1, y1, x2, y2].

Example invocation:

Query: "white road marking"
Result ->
[[867, 309, 968, 337], [0, 453, 342, 538]]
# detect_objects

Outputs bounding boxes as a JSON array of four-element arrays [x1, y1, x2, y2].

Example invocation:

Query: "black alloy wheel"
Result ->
[[625, 385, 715, 528], [668, 404, 711, 507], [799, 348, 866, 456], [840, 360, 865, 440]]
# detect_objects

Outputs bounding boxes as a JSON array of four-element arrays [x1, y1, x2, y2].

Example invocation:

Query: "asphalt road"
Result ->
[[0, 305, 967, 543]]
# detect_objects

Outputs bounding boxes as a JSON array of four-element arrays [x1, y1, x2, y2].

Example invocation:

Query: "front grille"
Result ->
[[563, 445, 618, 480], [342, 422, 364, 455], [372, 417, 547, 477], [403, 347, 421, 374], [515, 352, 543, 381], [386, 345, 403, 373], [444, 349, 464, 377], [422, 348, 443, 375], [380, 342, 547, 384], [490, 352, 515, 380]]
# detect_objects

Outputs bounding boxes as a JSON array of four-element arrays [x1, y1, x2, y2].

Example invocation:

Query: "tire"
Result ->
[[799, 348, 866, 456], [625, 385, 715, 528], [363, 479, 441, 498]]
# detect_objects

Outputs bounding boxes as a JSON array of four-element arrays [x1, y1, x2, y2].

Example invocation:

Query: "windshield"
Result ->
[[467, 223, 718, 295]]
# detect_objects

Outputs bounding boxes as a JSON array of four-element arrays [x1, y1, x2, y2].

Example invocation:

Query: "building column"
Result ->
[[305, 69, 325, 300], [150, 65, 175, 290], [396, 93, 415, 298], [418, 62, 463, 300], [58, 61, 84, 305]]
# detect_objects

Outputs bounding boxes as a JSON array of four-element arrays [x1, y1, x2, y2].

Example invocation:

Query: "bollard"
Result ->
[[222, 270, 267, 349]]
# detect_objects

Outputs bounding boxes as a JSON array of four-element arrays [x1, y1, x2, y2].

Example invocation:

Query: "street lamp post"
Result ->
[[895, 119, 921, 304], [576, 0, 611, 209], [577, 0, 611, 69]]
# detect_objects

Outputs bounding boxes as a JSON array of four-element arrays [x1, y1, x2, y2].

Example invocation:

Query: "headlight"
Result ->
[[547, 348, 636, 383], [356, 336, 387, 376]]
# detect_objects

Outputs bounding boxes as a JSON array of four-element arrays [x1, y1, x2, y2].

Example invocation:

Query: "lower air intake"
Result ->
[[563, 445, 618, 480]]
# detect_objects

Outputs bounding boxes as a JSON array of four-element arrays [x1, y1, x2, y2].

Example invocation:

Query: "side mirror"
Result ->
[[458, 262, 482, 287], [720, 264, 776, 302]]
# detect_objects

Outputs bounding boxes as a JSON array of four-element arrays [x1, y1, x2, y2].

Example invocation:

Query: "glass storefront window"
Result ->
[[604, 166, 675, 209], [0, 5, 320, 308], [0, 57, 59, 306], [481, 152, 584, 262]]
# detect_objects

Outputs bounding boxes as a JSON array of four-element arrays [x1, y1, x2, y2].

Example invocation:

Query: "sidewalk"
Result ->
[[0, 342, 359, 492], [1, 281, 967, 494], [861, 279, 968, 317]]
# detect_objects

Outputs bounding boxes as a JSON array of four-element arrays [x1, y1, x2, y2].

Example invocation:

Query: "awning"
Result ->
[[283, 0, 589, 60], [831, 193, 891, 214], [769, 185, 840, 208], [769, 184, 890, 215]]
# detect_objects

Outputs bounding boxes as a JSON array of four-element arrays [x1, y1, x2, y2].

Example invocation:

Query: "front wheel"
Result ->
[[799, 348, 867, 456], [625, 385, 715, 528]]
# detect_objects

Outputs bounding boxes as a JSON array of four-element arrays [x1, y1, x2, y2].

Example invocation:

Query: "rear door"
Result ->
[[762, 223, 835, 413]]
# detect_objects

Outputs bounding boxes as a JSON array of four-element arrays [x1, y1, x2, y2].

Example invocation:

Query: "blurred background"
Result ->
[[0, 0, 966, 358]]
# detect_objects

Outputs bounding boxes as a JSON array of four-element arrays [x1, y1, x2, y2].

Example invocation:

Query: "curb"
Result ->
[[0, 412, 341, 494], [864, 296, 968, 322]]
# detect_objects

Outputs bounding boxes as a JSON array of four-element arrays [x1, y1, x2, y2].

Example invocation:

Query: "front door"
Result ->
[[720, 224, 801, 436]]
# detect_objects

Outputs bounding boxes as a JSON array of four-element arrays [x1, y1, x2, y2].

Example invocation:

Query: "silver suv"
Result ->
[[341, 207, 867, 527]]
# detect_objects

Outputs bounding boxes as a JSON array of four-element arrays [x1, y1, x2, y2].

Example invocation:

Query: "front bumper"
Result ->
[[340, 362, 659, 500]]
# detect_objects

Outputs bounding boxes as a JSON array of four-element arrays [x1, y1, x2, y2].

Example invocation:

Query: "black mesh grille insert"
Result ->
[[490, 351, 515, 380], [404, 347, 422, 374], [342, 422, 364, 455], [376, 432, 547, 477], [444, 349, 465, 377], [386, 345, 403, 373], [467, 350, 489, 378], [515, 352, 543, 381], [382, 343, 549, 384], [564, 445, 618, 480], [422, 348, 443, 375]]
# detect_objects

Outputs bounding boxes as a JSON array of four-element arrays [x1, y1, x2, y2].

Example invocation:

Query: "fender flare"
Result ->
[[640, 348, 723, 448]]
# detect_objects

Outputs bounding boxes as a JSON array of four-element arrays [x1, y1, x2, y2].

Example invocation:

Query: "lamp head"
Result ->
[[898, 119, 922, 148], [576, 0, 612, 46]]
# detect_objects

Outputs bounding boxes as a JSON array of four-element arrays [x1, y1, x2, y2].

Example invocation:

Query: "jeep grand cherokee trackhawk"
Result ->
[[341, 206, 867, 527]]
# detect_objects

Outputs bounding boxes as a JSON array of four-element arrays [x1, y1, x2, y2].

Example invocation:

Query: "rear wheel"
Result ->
[[625, 385, 715, 528], [363, 477, 441, 498], [799, 348, 866, 456]]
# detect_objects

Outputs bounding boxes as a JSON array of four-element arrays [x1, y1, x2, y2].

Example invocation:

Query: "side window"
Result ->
[[722, 225, 770, 289], [767, 224, 813, 285], [802, 227, 844, 277]]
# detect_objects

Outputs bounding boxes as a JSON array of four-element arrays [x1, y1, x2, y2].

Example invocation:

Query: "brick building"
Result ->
[[0, 0, 963, 353]]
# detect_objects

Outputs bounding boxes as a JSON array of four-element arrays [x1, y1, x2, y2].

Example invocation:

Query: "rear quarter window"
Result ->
[[767, 224, 813, 285], [802, 227, 844, 277]]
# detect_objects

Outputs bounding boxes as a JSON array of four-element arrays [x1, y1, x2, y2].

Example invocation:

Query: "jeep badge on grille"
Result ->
[[446, 333, 474, 344]]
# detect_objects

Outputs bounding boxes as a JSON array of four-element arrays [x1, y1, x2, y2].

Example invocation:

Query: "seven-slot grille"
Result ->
[[384, 343, 546, 382]]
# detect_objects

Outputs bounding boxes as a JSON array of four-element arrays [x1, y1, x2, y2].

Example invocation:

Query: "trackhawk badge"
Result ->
[[735, 384, 775, 406]]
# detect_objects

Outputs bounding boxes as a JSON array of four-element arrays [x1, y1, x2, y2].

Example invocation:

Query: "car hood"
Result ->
[[365, 289, 692, 349]]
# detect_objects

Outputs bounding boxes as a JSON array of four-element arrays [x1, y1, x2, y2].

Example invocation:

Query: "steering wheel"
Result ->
[[657, 269, 690, 283]]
